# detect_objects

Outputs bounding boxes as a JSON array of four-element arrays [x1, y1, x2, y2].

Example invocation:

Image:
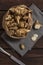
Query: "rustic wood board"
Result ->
[[0, 0, 43, 65]]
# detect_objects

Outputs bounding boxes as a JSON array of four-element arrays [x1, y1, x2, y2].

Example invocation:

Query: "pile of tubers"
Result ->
[[2, 5, 33, 39]]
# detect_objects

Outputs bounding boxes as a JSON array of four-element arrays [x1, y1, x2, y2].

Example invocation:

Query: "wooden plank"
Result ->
[[0, 0, 43, 10], [0, 11, 6, 29], [2, 49, 43, 58], [0, 49, 43, 65], [0, 1, 43, 65], [0, 52, 17, 65]]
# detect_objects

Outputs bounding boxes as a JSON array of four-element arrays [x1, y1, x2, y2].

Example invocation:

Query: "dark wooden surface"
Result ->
[[0, 0, 43, 65]]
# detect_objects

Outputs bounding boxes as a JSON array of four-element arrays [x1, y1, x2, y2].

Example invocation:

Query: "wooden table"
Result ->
[[0, 0, 43, 65]]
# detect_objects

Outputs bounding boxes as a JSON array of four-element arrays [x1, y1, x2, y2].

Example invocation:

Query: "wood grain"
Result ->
[[0, 0, 43, 10], [0, 0, 43, 65]]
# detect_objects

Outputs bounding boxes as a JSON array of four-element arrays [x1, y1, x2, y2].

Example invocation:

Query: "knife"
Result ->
[[0, 47, 25, 65]]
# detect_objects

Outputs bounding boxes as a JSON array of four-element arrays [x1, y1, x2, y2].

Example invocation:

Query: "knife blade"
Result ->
[[0, 47, 25, 65]]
